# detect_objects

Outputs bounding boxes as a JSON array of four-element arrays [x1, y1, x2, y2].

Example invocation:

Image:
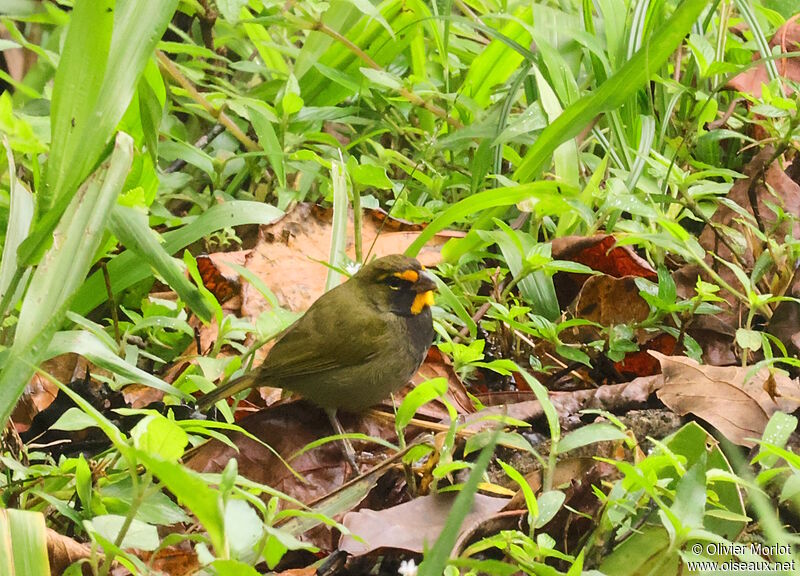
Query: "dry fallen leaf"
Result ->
[[47, 527, 94, 574], [574, 275, 651, 326], [653, 352, 800, 446], [552, 234, 657, 308], [339, 492, 508, 555]]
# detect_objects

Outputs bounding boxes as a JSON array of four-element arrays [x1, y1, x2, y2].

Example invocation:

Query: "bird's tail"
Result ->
[[196, 373, 257, 410]]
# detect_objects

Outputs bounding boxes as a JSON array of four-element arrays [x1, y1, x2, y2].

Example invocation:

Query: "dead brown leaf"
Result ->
[[339, 492, 508, 555], [574, 275, 651, 325], [47, 527, 94, 575], [12, 355, 82, 430], [551, 235, 657, 308], [653, 352, 800, 446], [185, 400, 398, 502]]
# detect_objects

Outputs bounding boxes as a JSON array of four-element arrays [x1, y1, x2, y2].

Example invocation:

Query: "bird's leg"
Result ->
[[325, 408, 359, 473]]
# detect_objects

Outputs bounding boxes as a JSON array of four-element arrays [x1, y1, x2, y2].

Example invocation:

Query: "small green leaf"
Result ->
[[557, 422, 627, 454], [131, 414, 189, 461], [51, 407, 100, 432], [360, 67, 403, 90], [396, 378, 448, 432]]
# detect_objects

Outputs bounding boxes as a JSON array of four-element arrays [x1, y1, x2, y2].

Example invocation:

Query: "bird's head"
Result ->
[[354, 254, 436, 317]]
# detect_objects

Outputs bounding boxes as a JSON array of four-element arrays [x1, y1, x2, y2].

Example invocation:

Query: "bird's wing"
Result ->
[[258, 288, 390, 381]]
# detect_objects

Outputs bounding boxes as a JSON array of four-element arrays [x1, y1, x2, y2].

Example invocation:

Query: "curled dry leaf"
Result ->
[[473, 375, 662, 428], [339, 492, 508, 556], [47, 527, 94, 575], [653, 352, 800, 446], [13, 354, 84, 430]]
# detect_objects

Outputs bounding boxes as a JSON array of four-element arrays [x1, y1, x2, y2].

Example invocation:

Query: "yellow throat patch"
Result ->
[[411, 290, 435, 315]]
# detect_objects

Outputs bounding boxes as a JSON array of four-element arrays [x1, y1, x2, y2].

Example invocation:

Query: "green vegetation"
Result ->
[[1, 0, 799, 574]]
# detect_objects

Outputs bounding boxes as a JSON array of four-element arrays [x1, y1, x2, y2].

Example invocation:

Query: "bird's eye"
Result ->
[[386, 276, 405, 290]]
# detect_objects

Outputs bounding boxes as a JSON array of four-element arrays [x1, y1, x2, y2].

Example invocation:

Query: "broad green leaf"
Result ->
[[558, 423, 628, 454], [396, 378, 448, 432], [131, 414, 189, 461], [52, 407, 100, 432], [135, 452, 226, 555], [758, 412, 798, 468], [0, 509, 50, 576], [90, 514, 159, 551]]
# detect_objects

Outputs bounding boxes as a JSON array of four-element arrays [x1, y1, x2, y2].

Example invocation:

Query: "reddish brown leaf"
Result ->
[[552, 235, 657, 280], [614, 333, 677, 378], [196, 253, 242, 303]]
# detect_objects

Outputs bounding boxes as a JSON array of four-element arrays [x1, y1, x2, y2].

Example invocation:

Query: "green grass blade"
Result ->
[[405, 181, 578, 258], [513, 0, 709, 183], [46, 330, 191, 400], [109, 205, 213, 322], [0, 509, 50, 576], [70, 201, 283, 316], [417, 427, 500, 575], [43, 0, 114, 210], [733, 0, 780, 82], [24, 0, 177, 266], [327, 157, 349, 290], [0, 132, 133, 428], [0, 137, 34, 307]]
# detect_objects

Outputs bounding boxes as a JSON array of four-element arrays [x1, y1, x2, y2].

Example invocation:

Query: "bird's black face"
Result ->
[[356, 255, 436, 317]]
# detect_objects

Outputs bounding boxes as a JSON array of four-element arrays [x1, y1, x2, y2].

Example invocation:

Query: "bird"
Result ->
[[197, 254, 436, 469]]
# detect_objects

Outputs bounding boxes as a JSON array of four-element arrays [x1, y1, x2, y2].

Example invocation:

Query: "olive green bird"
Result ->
[[197, 254, 436, 464]]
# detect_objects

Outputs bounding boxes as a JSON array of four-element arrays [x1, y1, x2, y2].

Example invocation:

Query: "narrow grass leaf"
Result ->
[[405, 182, 578, 258], [514, 0, 709, 182], [109, 205, 212, 322], [327, 157, 349, 290], [417, 427, 500, 576], [0, 133, 134, 428], [0, 509, 50, 576], [0, 137, 33, 307], [45, 330, 191, 400], [71, 201, 283, 315]]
